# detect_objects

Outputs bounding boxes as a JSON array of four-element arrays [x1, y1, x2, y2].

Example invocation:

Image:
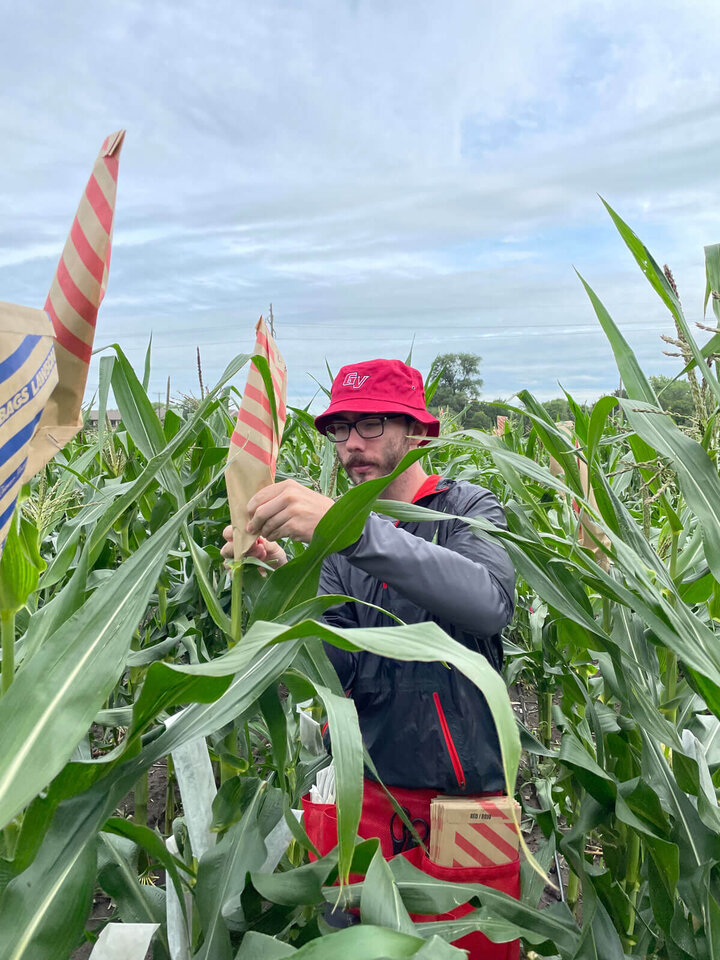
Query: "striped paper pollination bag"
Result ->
[[0, 304, 58, 551], [226, 317, 287, 560], [23, 129, 125, 480], [429, 796, 521, 868]]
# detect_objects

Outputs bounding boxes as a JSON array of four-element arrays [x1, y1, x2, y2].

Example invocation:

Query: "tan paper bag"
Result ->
[[548, 420, 610, 570], [226, 318, 287, 560], [429, 795, 521, 867], [0, 303, 58, 551], [23, 130, 125, 479]]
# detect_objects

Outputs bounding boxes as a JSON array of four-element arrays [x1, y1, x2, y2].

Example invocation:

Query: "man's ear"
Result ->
[[407, 418, 429, 440]]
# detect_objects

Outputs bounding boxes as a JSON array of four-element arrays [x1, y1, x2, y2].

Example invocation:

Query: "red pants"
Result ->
[[303, 778, 520, 960]]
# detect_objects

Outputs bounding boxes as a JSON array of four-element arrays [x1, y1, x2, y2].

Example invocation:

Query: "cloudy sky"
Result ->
[[2, 1, 720, 408]]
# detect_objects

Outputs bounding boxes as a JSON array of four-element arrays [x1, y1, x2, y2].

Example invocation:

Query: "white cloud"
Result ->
[[1, 0, 719, 408]]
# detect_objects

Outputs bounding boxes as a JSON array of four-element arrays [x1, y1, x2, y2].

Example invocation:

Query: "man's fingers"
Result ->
[[247, 491, 292, 533], [222, 524, 233, 542], [252, 508, 295, 543], [223, 536, 278, 565], [246, 537, 271, 562], [247, 479, 294, 514]]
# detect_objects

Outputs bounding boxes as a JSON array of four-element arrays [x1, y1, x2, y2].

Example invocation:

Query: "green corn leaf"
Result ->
[[110, 344, 184, 505], [0, 636, 299, 959], [336, 856, 581, 957], [112, 344, 165, 460], [586, 395, 619, 468], [521, 833, 557, 910], [576, 269, 656, 405], [602, 198, 720, 406], [312, 683, 363, 889], [557, 729, 616, 807], [250, 354, 281, 440], [193, 782, 267, 960], [103, 817, 190, 916], [258, 685, 289, 790], [0, 498, 192, 830], [20, 546, 90, 667], [619, 397, 720, 582], [186, 533, 232, 635], [360, 848, 416, 934], [110, 344, 166, 461], [290, 925, 465, 959], [0, 515, 45, 615], [85, 351, 251, 562], [641, 732, 720, 918], [251, 848, 342, 906], [516, 390, 583, 494], [249, 448, 427, 623], [0, 826, 96, 960], [96, 832, 165, 927], [132, 617, 518, 887], [142, 332, 153, 392], [96, 353, 114, 452], [234, 932, 297, 958]]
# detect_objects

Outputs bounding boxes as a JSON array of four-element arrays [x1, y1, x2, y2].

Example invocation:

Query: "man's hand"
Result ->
[[221, 530, 288, 567], [247, 479, 334, 544]]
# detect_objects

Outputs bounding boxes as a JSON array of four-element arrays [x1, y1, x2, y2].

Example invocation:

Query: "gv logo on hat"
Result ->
[[342, 372, 369, 389]]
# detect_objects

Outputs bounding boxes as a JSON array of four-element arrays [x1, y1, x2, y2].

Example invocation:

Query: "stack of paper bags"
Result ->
[[429, 795, 521, 868], [226, 317, 287, 560]]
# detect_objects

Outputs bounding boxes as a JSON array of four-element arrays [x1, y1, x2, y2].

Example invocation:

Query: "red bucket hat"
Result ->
[[314, 358, 440, 439]]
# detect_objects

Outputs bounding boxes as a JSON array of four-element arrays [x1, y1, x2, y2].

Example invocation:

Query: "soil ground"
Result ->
[[70, 763, 168, 960]]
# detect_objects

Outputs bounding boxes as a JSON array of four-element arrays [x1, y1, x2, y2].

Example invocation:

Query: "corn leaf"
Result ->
[[0, 502, 190, 830]]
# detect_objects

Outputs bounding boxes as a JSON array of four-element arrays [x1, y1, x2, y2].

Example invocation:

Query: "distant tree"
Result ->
[[543, 398, 573, 422], [464, 400, 505, 431], [429, 353, 483, 415], [613, 377, 694, 425], [649, 375, 695, 425]]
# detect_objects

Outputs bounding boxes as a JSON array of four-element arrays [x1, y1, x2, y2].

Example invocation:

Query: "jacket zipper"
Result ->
[[432, 692, 466, 790]]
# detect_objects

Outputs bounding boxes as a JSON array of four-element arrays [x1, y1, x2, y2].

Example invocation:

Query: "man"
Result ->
[[222, 358, 518, 959]]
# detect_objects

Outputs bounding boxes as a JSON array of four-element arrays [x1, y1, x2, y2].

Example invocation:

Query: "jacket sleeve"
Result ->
[[338, 487, 515, 637], [318, 556, 359, 689]]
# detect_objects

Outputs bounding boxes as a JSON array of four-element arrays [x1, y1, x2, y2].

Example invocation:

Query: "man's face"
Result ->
[[328, 413, 425, 485]]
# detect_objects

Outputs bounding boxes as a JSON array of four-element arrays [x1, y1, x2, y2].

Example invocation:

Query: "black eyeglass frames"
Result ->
[[325, 415, 406, 443]]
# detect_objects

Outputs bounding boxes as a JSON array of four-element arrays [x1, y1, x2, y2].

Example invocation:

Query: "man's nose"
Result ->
[[343, 427, 366, 452]]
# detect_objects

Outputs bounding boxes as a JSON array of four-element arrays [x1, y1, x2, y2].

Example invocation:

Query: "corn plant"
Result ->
[[0, 345, 523, 960], [2, 200, 720, 959]]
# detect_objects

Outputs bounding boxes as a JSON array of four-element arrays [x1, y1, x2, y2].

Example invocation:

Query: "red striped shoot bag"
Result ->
[[429, 796, 521, 868], [226, 317, 287, 560], [24, 130, 125, 479]]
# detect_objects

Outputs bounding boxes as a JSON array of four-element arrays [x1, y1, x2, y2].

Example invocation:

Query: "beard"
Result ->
[[340, 435, 413, 485]]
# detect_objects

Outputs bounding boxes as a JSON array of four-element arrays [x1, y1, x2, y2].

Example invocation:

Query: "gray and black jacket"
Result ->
[[319, 475, 515, 795]]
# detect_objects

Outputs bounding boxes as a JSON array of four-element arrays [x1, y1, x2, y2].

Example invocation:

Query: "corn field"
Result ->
[[1, 205, 720, 959]]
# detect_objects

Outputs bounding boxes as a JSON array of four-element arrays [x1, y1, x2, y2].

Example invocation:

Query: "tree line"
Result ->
[[429, 352, 696, 429]]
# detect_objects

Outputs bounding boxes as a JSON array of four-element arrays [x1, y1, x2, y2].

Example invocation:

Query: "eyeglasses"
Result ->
[[325, 415, 406, 443]]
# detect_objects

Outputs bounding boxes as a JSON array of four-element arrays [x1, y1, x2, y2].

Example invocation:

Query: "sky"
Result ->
[[2, 0, 720, 409]]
